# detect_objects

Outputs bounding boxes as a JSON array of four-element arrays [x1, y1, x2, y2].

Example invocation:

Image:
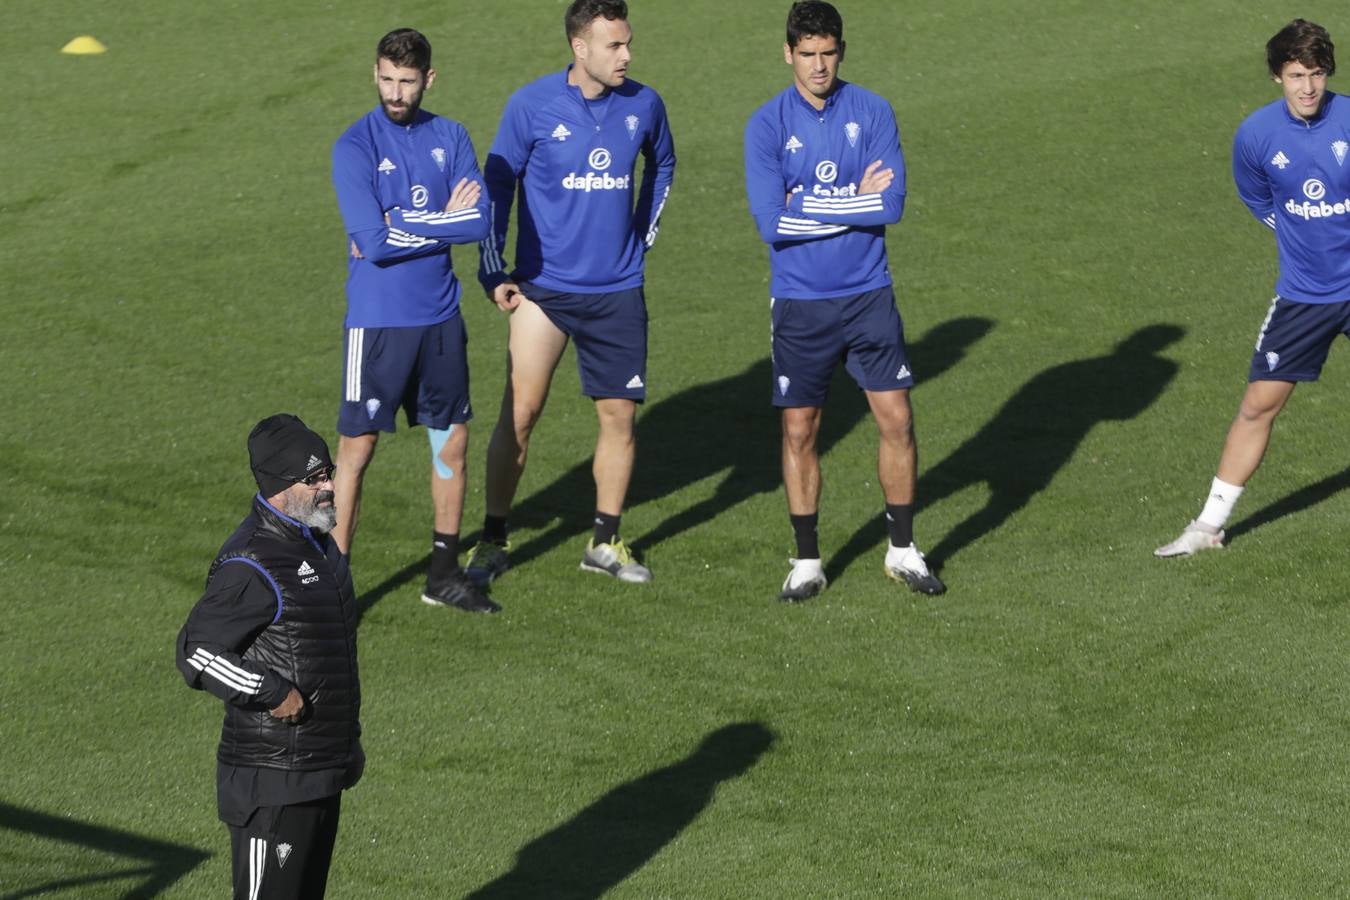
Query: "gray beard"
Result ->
[[282, 490, 337, 533]]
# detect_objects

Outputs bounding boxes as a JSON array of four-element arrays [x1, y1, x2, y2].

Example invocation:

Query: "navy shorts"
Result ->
[[770, 287, 914, 408], [520, 281, 648, 401], [1248, 295, 1350, 382], [338, 317, 472, 436]]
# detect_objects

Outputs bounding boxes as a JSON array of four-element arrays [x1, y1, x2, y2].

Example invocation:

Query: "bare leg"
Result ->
[[1215, 380, 1296, 486], [431, 423, 469, 535], [483, 299, 569, 518], [333, 432, 378, 555], [865, 388, 916, 505], [593, 398, 637, 516], [781, 406, 824, 515], [778, 406, 826, 596], [866, 388, 943, 591], [1156, 380, 1296, 557]]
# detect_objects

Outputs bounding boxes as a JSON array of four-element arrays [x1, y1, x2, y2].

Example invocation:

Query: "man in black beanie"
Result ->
[[176, 414, 363, 900]]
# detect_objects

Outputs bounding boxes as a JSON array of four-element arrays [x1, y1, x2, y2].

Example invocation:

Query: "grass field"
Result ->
[[5, 1, 1350, 896]]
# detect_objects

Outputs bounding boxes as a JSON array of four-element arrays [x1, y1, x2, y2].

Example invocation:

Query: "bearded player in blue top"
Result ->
[[330, 29, 498, 613], [467, 0, 675, 588], [1157, 20, 1350, 557], [744, 1, 945, 601]]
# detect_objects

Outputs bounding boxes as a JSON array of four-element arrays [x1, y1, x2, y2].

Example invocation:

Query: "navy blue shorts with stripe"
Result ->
[[338, 316, 472, 437], [1248, 295, 1350, 382], [520, 281, 648, 401], [770, 286, 913, 408]]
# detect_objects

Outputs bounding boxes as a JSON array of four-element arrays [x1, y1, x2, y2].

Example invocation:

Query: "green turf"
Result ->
[[5, 1, 1350, 896]]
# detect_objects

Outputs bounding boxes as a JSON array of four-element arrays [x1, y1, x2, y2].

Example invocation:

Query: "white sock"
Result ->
[[1197, 477, 1244, 530]]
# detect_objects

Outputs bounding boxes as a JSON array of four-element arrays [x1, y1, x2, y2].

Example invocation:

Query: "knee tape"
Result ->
[[428, 426, 456, 480]]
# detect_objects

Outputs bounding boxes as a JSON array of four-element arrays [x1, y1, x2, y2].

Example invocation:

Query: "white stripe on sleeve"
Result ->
[[189, 648, 263, 695], [645, 186, 671, 248], [777, 216, 847, 236], [480, 203, 504, 275], [800, 195, 885, 215], [402, 208, 482, 224], [385, 228, 437, 248]]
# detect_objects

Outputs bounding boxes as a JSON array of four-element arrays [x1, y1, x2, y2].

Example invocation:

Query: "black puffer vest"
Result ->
[[209, 496, 361, 770]]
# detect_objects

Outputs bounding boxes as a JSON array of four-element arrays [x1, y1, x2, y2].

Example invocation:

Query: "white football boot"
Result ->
[[884, 543, 946, 595], [1154, 521, 1224, 558], [779, 558, 827, 602]]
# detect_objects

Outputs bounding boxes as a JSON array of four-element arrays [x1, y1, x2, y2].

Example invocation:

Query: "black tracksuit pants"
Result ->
[[228, 795, 341, 899]]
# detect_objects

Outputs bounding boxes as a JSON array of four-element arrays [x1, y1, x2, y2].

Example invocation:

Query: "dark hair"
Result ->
[[377, 28, 432, 73], [1267, 19, 1335, 77], [565, 0, 629, 40], [786, 1, 843, 48]]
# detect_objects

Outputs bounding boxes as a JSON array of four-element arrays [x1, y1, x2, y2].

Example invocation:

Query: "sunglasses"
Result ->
[[297, 467, 336, 487]]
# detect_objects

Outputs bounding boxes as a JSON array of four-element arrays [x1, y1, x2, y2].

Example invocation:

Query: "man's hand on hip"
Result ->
[[269, 687, 305, 725], [492, 281, 529, 312]]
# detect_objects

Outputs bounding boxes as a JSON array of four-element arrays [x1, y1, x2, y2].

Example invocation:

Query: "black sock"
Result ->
[[482, 514, 508, 545], [429, 531, 460, 581], [885, 504, 914, 548], [790, 513, 820, 559], [593, 511, 621, 546]]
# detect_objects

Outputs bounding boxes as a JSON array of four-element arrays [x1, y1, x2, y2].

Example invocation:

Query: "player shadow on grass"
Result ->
[[825, 324, 1186, 583], [357, 554, 427, 621], [353, 316, 992, 615], [464, 722, 774, 900], [1224, 464, 1350, 543], [0, 801, 209, 899], [502, 316, 995, 574]]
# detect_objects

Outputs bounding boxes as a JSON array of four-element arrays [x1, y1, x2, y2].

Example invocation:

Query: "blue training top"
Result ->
[[1234, 91, 1350, 303], [332, 107, 489, 328], [744, 81, 906, 300], [478, 67, 676, 294]]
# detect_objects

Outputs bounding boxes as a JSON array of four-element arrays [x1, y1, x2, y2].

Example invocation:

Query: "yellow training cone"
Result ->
[[61, 36, 107, 55]]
